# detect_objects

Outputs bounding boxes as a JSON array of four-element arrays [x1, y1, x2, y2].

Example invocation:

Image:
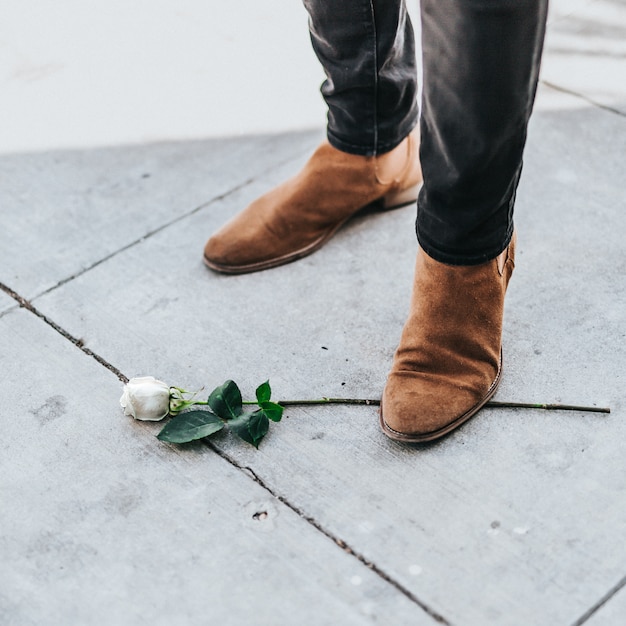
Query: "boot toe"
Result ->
[[203, 233, 238, 270], [380, 370, 498, 442], [203, 213, 278, 272], [201, 132, 422, 274]]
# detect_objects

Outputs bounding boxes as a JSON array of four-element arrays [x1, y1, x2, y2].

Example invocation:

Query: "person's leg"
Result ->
[[203, 0, 421, 274], [417, 0, 549, 265], [381, 0, 549, 441], [304, 0, 418, 156]]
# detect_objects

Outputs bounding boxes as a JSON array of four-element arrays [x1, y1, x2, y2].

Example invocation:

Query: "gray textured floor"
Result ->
[[1, 1, 625, 625]]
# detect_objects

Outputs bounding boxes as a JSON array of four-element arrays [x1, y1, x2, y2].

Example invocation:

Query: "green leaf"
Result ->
[[157, 410, 224, 444], [208, 380, 242, 421], [256, 380, 271, 404], [248, 410, 270, 443], [228, 413, 257, 447], [260, 401, 283, 422], [228, 411, 270, 448]]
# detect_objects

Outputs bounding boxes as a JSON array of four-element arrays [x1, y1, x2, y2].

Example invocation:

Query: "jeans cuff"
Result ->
[[326, 116, 419, 157], [416, 224, 515, 266]]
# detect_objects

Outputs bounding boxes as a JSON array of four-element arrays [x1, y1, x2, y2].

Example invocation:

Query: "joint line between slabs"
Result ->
[[570, 573, 626, 626], [205, 440, 452, 626], [31, 179, 255, 301], [0, 281, 128, 384], [28, 139, 317, 302], [541, 79, 626, 119]]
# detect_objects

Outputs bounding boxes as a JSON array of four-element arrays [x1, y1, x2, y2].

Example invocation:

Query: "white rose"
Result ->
[[120, 376, 171, 421]]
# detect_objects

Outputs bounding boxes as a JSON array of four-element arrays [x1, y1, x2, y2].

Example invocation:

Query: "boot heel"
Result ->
[[381, 183, 422, 210]]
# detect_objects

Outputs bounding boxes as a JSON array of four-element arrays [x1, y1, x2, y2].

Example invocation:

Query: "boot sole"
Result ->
[[203, 183, 422, 275], [379, 351, 503, 443]]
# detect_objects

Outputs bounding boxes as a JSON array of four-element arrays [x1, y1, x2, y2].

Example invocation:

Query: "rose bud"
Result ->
[[120, 376, 171, 421]]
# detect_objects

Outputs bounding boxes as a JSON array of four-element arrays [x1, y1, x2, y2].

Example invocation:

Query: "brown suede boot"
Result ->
[[380, 234, 516, 442], [203, 130, 422, 274]]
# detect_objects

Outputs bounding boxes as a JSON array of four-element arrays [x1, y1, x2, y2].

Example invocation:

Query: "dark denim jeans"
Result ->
[[302, 0, 549, 265]]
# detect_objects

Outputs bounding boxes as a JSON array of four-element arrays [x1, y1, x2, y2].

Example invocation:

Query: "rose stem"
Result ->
[[271, 398, 610, 414]]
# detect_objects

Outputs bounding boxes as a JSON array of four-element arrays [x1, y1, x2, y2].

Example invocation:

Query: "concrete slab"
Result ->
[[0, 307, 432, 626], [30, 87, 626, 624], [543, 0, 626, 114], [503, 84, 626, 408], [0, 0, 325, 154], [0, 130, 321, 299], [549, 0, 600, 19]]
